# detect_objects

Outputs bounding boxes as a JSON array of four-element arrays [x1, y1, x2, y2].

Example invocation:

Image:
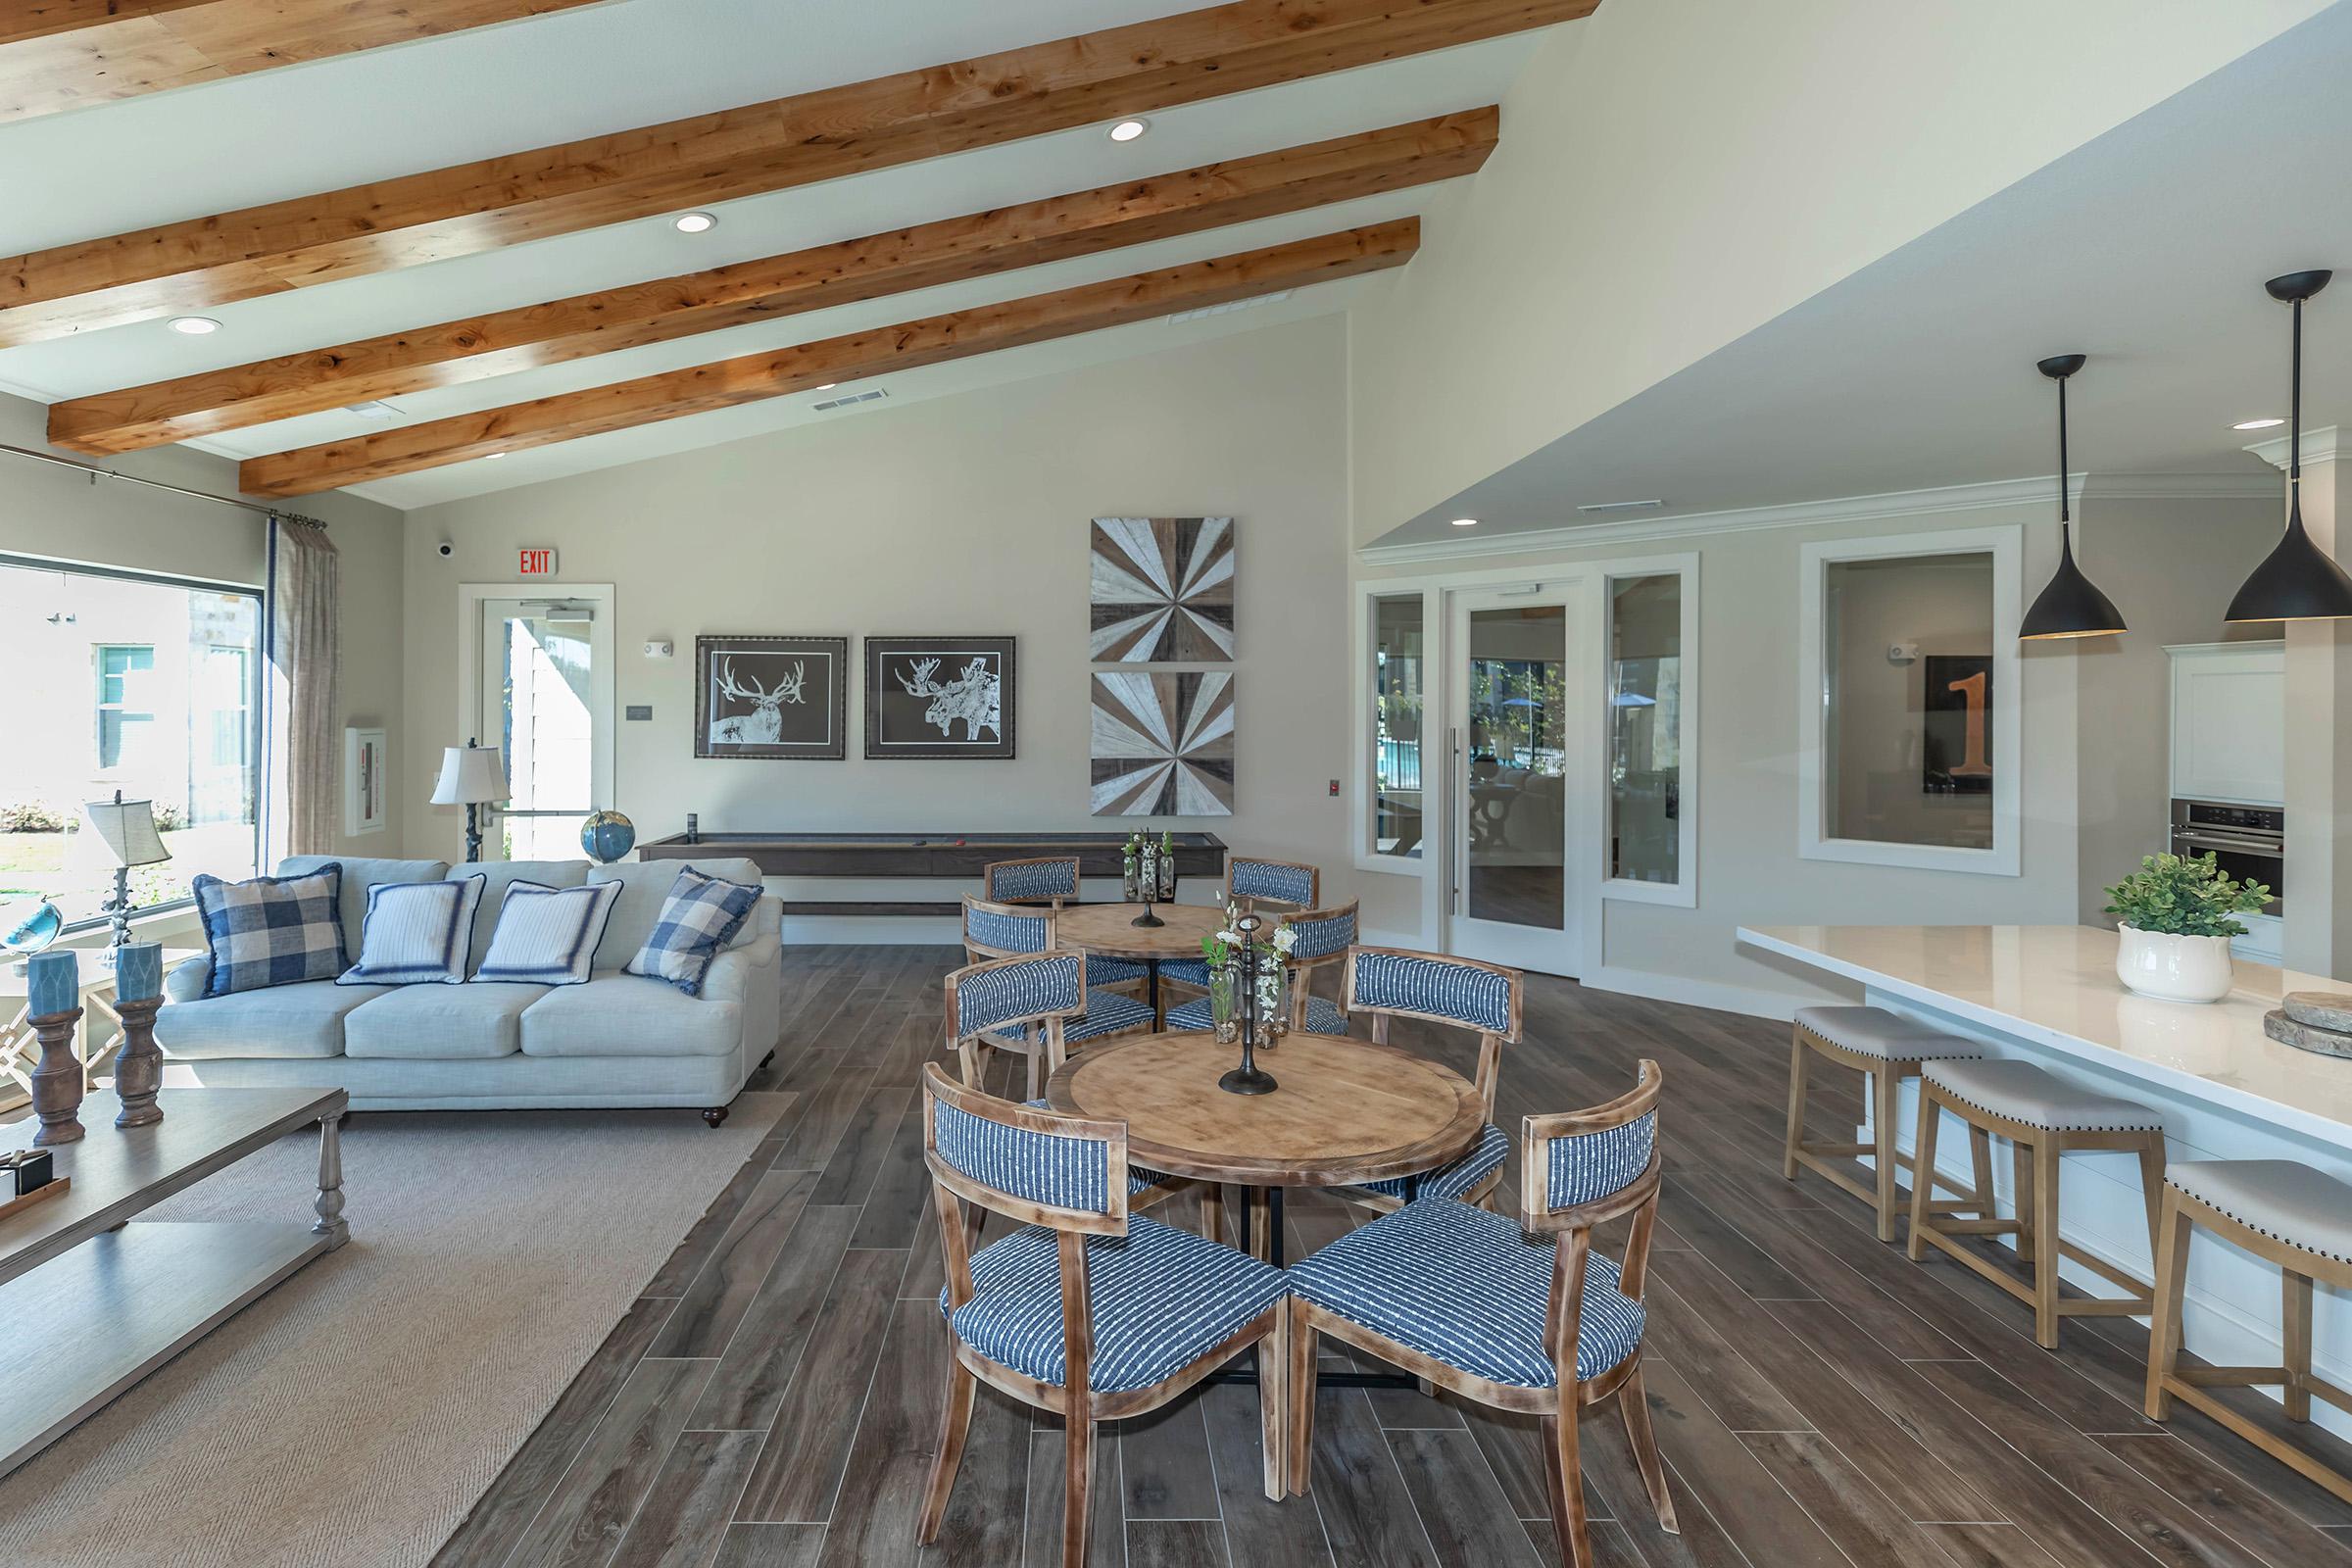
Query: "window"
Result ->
[[1798, 527, 2021, 875], [1, 556, 262, 929], [1370, 594, 1426, 859], [1607, 572, 1685, 889]]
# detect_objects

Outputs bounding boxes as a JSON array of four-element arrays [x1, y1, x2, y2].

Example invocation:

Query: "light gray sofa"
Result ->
[[157, 855, 781, 1122]]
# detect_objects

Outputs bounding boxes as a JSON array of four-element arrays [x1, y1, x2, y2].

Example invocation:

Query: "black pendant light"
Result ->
[[2226, 270, 2352, 623], [2020, 354, 2127, 640]]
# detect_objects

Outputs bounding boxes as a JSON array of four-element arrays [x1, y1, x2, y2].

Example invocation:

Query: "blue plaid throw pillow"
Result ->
[[625, 868, 761, 996], [193, 864, 348, 998]]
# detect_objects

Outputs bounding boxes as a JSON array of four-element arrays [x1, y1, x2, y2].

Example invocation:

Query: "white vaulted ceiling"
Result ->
[[0, 0, 1547, 507]]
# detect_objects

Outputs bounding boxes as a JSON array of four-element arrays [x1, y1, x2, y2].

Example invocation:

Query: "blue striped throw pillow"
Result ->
[[474, 880, 622, 986], [626, 868, 761, 996], [194, 865, 347, 997], [337, 874, 487, 986]]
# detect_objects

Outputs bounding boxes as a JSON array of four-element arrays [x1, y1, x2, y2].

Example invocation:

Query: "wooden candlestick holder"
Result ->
[[29, 1005, 87, 1147], [114, 996, 165, 1128]]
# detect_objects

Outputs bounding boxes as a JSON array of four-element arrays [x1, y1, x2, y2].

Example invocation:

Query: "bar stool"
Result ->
[[1906, 1058, 2166, 1349], [1783, 1005, 1984, 1242], [2146, 1160, 2352, 1503]]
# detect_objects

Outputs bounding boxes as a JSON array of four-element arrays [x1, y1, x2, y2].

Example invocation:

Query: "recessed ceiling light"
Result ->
[[2233, 416, 2287, 430], [1449, 516, 1480, 527], [812, 382, 838, 391], [482, 452, 506, 461], [345, 401, 400, 421], [672, 212, 717, 233], [167, 316, 221, 335], [1107, 119, 1149, 143]]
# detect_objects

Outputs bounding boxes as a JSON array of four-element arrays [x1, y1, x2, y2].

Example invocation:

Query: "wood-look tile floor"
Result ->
[[431, 944, 2352, 1568]]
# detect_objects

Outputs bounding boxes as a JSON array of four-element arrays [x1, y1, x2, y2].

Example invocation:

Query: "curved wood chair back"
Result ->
[[1521, 1060, 1665, 1396], [961, 893, 1054, 960], [1270, 900, 1357, 1030], [1226, 856, 1319, 914], [983, 857, 1081, 906], [945, 952, 1088, 1088], [1340, 945, 1523, 1117]]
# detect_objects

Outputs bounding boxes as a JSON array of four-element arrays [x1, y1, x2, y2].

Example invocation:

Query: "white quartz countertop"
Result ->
[[1737, 924, 2352, 1150]]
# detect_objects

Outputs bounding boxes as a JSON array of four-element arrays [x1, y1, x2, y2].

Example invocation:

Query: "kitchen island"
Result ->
[[1739, 923, 2352, 1440]]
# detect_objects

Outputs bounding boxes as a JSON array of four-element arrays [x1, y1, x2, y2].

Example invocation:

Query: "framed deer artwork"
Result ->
[[862, 635, 1016, 760], [695, 634, 849, 760]]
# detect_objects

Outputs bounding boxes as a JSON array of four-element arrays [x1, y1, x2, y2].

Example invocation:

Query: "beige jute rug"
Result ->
[[0, 1095, 781, 1568]]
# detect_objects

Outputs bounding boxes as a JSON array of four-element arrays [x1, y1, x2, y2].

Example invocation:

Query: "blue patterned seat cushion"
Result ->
[[1164, 994, 1348, 1036], [1291, 1200, 1645, 1388], [1088, 956, 1149, 986], [942, 1216, 1287, 1392], [1062, 991, 1156, 1043], [1157, 957, 1211, 989], [1346, 1122, 1509, 1203], [1023, 1100, 1182, 1196]]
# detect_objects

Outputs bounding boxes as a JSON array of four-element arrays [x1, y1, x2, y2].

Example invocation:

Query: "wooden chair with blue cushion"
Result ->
[[980, 859, 1149, 996], [959, 896, 1153, 1100], [1165, 900, 1358, 1037], [1327, 945, 1521, 1213], [1285, 1063, 1677, 1567], [918, 1062, 1292, 1567], [945, 952, 1189, 1220], [1158, 855, 1322, 997]]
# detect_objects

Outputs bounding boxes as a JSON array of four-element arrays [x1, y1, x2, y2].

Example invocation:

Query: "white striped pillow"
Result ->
[[337, 875, 487, 986], [474, 880, 622, 986]]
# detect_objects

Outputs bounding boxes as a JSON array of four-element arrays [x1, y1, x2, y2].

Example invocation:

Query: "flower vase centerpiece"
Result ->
[[1128, 833, 1164, 928], [2104, 850, 2272, 1004], [1202, 907, 1295, 1096]]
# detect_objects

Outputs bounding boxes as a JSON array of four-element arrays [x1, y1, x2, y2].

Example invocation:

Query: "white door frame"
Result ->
[[1444, 577, 1596, 977], [456, 582, 615, 859]]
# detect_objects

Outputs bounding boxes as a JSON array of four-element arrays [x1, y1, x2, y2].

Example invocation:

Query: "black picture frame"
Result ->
[[863, 636, 1016, 760], [695, 634, 849, 760]]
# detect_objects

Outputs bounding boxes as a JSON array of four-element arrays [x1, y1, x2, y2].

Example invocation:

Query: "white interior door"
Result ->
[[1446, 586, 1585, 975], [471, 593, 612, 861]]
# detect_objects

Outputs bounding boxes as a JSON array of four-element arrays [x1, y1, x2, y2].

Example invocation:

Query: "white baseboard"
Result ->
[[1581, 964, 1801, 1022]]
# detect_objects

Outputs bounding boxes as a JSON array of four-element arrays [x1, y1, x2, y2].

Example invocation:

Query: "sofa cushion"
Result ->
[[339, 874, 487, 986], [476, 880, 620, 985], [625, 867, 762, 996], [281, 854, 449, 956], [586, 858, 764, 970], [464, 859, 588, 971], [344, 981, 548, 1059], [193, 865, 348, 997], [519, 972, 740, 1057], [156, 979, 392, 1059]]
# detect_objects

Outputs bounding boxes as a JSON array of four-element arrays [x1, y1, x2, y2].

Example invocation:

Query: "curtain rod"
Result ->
[[0, 440, 326, 529]]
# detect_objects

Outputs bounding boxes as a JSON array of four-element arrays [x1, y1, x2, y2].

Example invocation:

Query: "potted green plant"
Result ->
[[2103, 852, 2272, 1004]]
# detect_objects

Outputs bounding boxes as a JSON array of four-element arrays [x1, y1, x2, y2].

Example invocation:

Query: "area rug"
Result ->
[[0, 1096, 783, 1568]]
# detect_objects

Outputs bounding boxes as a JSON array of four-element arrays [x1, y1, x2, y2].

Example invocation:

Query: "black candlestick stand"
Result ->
[[1219, 914, 1278, 1096]]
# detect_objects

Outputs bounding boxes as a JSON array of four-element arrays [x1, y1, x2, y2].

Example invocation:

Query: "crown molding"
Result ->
[[2245, 425, 2346, 469], [1356, 469, 2278, 566]]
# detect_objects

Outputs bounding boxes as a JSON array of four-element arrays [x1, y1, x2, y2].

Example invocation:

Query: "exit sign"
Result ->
[[517, 547, 559, 577]]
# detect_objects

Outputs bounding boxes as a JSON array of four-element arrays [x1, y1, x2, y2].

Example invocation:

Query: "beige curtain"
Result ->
[[262, 518, 341, 863]]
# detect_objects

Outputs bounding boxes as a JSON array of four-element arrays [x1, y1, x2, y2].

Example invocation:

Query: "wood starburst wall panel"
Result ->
[[1089, 516, 1236, 662], [1090, 671, 1235, 816]]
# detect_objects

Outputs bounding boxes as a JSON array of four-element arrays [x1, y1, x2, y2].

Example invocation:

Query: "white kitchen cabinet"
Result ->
[[2166, 642, 2284, 807]]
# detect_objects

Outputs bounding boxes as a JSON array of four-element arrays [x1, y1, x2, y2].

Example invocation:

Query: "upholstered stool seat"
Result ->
[[1909, 1058, 2165, 1348], [1924, 1058, 2165, 1133], [1784, 1004, 1984, 1241], [2149, 1159, 2352, 1504]]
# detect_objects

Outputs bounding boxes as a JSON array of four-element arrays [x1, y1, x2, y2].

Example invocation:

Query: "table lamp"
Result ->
[[431, 740, 507, 862], [82, 791, 170, 950]]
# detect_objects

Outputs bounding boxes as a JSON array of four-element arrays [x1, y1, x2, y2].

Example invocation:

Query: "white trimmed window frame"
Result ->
[[1795, 524, 2022, 877], [1599, 552, 1699, 909], [1351, 580, 1437, 878]]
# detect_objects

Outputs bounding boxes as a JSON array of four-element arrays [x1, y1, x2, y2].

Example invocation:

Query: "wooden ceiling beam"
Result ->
[[237, 219, 1418, 497], [0, 0, 1592, 345], [51, 111, 1493, 455], [0, 1, 599, 123]]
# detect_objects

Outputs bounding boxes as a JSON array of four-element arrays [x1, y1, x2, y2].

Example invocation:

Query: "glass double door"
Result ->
[[475, 597, 609, 860], [1447, 588, 1582, 974]]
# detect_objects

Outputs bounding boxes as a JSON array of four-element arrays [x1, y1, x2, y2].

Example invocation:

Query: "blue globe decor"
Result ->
[[580, 810, 636, 865], [0, 894, 63, 957]]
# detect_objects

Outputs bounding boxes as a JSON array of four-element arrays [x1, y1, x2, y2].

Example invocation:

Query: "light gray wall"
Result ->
[[399, 317, 1355, 922]]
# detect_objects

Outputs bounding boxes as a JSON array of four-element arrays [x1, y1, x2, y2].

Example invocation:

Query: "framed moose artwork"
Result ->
[[863, 635, 1016, 760], [695, 634, 849, 760]]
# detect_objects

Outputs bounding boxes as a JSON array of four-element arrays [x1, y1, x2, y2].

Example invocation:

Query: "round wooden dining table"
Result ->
[[1053, 901, 1226, 1023], [1044, 1029, 1488, 1268]]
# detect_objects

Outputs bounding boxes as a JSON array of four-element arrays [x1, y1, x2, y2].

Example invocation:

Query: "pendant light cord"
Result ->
[[2057, 371, 2071, 527], [2291, 295, 2305, 501]]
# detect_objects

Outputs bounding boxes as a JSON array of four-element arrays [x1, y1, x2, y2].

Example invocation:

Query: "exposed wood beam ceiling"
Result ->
[[49, 110, 1495, 455], [0, 0, 1592, 346], [0, 0, 598, 123], [238, 218, 1419, 496]]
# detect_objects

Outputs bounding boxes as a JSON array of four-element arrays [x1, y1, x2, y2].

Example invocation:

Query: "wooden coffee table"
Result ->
[[0, 1086, 347, 1480]]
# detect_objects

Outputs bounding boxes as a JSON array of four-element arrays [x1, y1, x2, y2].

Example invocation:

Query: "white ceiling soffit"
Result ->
[[1375, 2, 2352, 551]]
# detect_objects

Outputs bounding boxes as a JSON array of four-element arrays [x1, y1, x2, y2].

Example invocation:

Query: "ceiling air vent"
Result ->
[[1576, 498, 1665, 514], [1166, 290, 1293, 326], [811, 388, 888, 412]]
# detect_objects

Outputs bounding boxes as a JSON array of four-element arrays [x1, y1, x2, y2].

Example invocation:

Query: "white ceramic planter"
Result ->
[[2115, 924, 2236, 1004]]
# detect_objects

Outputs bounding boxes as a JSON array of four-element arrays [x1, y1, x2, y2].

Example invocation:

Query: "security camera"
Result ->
[[436, 540, 455, 559]]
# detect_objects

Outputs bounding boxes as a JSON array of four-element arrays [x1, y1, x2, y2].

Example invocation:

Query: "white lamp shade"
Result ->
[[430, 746, 508, 806], [81, 795, 170, 867]]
